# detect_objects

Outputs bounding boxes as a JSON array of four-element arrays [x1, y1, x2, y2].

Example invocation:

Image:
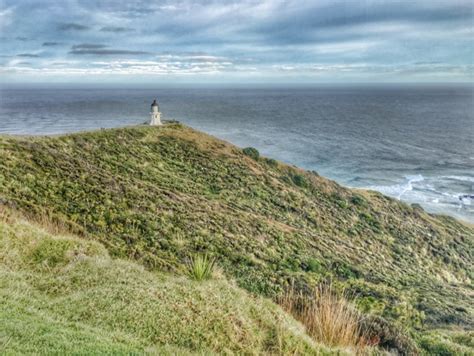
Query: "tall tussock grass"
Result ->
[[279, 282, 376, 352]]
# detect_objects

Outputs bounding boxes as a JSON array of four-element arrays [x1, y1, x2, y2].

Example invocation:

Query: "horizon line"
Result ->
[[2, 81, 473, 90]]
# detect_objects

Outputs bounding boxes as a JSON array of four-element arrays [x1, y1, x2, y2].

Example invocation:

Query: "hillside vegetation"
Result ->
[[0, 212, 331, 354], [0, 124, 472, 354]]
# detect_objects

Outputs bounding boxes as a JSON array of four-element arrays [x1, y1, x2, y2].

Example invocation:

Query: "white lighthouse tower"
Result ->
[[150, 99, 162, 126]]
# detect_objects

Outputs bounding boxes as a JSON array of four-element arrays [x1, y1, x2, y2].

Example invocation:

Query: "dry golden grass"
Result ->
[[279, 282, 376, 353]]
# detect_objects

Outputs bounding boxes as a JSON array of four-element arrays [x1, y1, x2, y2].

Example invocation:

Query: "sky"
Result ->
[[0, 0, 473, 85]]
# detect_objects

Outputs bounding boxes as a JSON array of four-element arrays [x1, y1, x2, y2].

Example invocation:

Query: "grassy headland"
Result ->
[[0, 123, 472, 354]]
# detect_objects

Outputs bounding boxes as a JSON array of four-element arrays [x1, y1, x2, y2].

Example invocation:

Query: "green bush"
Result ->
[[306, 258, 323, 273], [332, 193, 349, 209], [291, 173, 307, 188], [331, 261, 360, 279], [265, 158, 278, 167], [242, 147, 260, 160], [359, 212, 381, 231], [361, 315, 419, 354], [351, 195, 367, 207], [411, 203, 424, 212]]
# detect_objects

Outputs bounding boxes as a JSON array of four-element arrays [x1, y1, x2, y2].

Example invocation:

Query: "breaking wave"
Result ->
[[369, 174, 425, 200], [365, 174, 474, 222]]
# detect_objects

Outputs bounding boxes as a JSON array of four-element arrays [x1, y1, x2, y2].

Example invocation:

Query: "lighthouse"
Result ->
[[150, 99, 162, 126]]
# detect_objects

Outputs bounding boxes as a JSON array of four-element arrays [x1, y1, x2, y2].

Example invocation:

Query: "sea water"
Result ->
[[0, 85, 473, 223]]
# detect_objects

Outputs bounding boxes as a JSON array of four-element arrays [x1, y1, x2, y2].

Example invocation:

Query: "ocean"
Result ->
[[1, 85, 473, 223]]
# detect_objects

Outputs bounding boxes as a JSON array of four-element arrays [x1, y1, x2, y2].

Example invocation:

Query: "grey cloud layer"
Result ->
[[100, 26, 135, 33], [71, 44, 107, 50], [17, 53, 39, 58], [42, 42, 62, 46], [0, 0, 472, 82], [69, 43, 150, 56], [69, 49, 151, 56], [58, 23, 90, 31]]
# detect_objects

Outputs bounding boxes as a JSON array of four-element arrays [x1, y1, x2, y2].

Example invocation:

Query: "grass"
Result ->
[[417, 329, 474, 355], [279, 283, 373, 352], [186, 254, 217, 281], [0, 123, 472, 354], [0, 213, 333, 355]]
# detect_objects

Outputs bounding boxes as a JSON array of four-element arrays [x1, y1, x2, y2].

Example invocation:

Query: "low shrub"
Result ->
[[411, 203, 424, 212], [305, 258, 323, 273], [359, 212, 382, 231], [242, 147, 260, 160], [264, 158, 278, 167], [351, 195, 367, 207], [287, 172, 307, 188], [332, 193, 349, 209], [331, 260, 360, 279], [361, 315, 419, 354]]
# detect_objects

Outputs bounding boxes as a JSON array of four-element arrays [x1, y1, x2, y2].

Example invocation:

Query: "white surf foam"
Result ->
[[460, 197, 472, 205], [442, 175, 474, 183], [369, 174, 425, 200]]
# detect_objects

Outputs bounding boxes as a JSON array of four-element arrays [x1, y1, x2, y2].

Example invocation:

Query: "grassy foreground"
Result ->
[[0, 123, 472, 353], [0, 213, 331, 355]]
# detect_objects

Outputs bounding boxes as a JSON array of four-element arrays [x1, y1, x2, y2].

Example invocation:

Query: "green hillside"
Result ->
[[0, 123, 472, 354], [0, 212, 331, 355]]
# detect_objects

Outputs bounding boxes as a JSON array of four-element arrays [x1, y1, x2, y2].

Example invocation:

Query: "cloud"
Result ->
[[42, 42, 62, 46], [0, 7, 14, 31], [15, 36, 29, 41], [2, 54, 234, 77], [100, 26, 135, 33], [58, 23, 90, 31], [3, 61, 470, 81], [155, 53, 229, 63], [69, 49, 151, 56], [17, 53, 40, 58], [72, 43, 107, 50], [239, 1, 473, 47], [68, 43, 150, 56], [1, 0, 472, 82], [312, 41, 380, 54]]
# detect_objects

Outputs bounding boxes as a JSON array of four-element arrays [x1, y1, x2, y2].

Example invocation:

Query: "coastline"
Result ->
[[1, 86, 472, 223]]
